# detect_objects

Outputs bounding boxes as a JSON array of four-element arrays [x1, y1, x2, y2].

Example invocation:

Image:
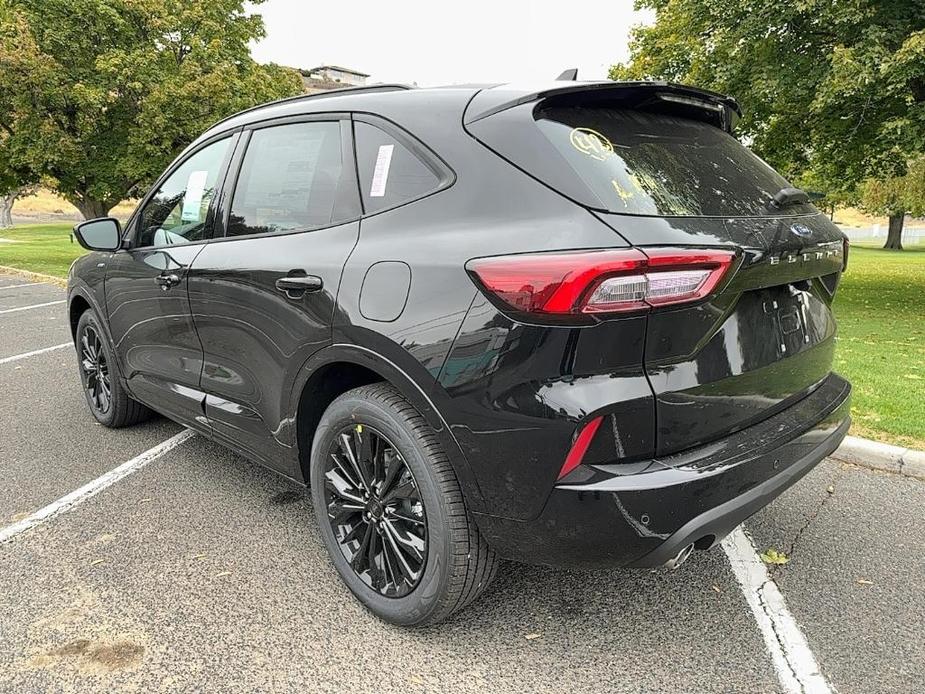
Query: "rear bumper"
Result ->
[[472, 373, 851, 568]]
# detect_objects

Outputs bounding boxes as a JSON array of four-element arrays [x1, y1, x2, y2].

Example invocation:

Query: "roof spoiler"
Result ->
[[465, 81, 742, 133]]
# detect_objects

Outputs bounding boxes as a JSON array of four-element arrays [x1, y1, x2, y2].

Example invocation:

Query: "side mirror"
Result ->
[[73, 217, 122, 251]]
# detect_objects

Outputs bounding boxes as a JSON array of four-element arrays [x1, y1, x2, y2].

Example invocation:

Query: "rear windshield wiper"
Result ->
[[768, 187, 810, 210]]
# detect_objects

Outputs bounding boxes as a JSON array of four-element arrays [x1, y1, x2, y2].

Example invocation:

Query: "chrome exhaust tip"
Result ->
[[664, 543, 694, 570]]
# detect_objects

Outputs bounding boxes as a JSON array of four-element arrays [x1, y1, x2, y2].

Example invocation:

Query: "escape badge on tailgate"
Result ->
[[767, 241, 842, 266]]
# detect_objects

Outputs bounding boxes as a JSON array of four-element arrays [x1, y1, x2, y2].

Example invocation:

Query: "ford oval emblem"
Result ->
[[790, 224, 812, 238]]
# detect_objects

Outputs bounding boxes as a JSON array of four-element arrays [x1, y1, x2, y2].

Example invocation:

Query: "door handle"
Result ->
[[155, 273, 181, 290], [275, 274, 323, 294]]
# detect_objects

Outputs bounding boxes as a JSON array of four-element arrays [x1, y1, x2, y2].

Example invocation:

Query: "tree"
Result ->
[[611, 0, 925, 249], [860, 157, 925, 250], [0, 185, 37, 229], [0, 31, 35, 229], [0, 126, 37, 229], [0, 0, 303, 219]]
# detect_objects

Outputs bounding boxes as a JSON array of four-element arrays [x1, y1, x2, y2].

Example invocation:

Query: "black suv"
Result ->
[[68, 81, 851, 626]]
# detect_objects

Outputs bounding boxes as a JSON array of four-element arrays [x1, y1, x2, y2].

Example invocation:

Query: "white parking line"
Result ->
[[0, 300, 66, 315], [722, 526, 832, 694], [0, 430, 196, 545], [0, 282, 40, 290], [0, 343, 72, 365]]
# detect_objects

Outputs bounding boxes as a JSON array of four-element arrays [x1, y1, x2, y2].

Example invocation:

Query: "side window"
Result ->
[[137, 137, 231, 248], [227, 121, 343, 237], [354, 121, 441, 213]]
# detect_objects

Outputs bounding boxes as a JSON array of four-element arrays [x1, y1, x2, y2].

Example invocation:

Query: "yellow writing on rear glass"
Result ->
[[569, 128, 614, 161], [611, 180, 635, 205]]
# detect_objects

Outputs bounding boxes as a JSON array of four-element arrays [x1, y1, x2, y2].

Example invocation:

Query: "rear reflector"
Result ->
[[467, 248, 736, 316], [557, 416, 603, 480]]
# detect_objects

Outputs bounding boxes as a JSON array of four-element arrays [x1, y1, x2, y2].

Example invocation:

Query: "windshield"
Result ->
[[536, 106, 809, 217]]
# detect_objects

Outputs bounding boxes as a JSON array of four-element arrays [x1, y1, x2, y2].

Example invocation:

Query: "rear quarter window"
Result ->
[[353, 121, 445, 213]]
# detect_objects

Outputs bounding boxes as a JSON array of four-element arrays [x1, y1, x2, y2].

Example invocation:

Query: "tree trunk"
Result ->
[[0, 193, 14, 229], [883, 212, 905, 250], [73, 198, 111, 220]]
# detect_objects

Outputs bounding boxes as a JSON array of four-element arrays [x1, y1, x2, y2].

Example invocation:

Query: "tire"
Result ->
[[75, 309, 152, 428], [310, 383, 498, 626]]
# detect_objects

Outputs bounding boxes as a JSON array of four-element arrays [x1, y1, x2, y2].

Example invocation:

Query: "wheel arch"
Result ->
[[68, 285, 114, 348], [67, 285, 130, 381], [68, 293, 91, 341], [289, 344, 485, 511]]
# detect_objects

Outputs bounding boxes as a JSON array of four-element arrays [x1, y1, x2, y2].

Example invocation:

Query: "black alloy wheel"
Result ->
[[74, 309, 152, 428], [79, 323, 112, 415], [311, 383, 498, 626], [323, 424, 427, 598]]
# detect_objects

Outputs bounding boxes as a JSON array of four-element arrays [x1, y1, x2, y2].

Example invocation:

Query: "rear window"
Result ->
[[228, 121, 343, 237], [535, 106, 805, 217]]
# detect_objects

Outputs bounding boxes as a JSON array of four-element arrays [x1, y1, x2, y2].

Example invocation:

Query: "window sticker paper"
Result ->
[[370, 144, 394, 198], [181, 170, 209, 222]]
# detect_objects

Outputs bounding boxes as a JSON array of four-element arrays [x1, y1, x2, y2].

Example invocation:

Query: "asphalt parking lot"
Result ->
[[1, 271, 923, 693]]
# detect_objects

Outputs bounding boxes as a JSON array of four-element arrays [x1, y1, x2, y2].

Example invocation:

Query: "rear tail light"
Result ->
[[842, 237, 850, 271], [466, 248, 736, 316]]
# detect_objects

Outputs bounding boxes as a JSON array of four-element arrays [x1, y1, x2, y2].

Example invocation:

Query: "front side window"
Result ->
[[227, 121, 343, 237], [354, 122, 441, 213], [136, 137, 231, 248]]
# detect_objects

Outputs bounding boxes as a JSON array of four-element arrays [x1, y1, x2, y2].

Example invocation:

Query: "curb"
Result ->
[[0, 265, 68, 288], [831, 435, 925, 481]]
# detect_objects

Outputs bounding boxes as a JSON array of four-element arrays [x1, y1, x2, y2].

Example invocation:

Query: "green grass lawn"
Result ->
[[0, 222, 83, 277], [833, 245, 925, 449], [1, 224, 923, 448]]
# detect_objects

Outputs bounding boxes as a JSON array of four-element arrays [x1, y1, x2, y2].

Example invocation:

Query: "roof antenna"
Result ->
[[556, 68, 578, 81]]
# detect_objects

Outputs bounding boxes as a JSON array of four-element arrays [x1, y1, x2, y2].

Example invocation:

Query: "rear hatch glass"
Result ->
[[468, 101, 816, 218], [539, 107, 804, 216]]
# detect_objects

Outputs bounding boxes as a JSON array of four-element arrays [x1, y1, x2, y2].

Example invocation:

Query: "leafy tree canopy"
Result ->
[[0, 0, 303, 218], [611, 0, 925, 248], [862, 156, 925, 217]]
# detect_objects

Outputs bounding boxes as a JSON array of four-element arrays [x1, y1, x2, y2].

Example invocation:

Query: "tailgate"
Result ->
[[465, 82, 848, 457], [619, 214, 846, 456]]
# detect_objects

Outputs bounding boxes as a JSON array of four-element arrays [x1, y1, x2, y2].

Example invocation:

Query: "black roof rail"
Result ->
[[207, 83, 414, 132]]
